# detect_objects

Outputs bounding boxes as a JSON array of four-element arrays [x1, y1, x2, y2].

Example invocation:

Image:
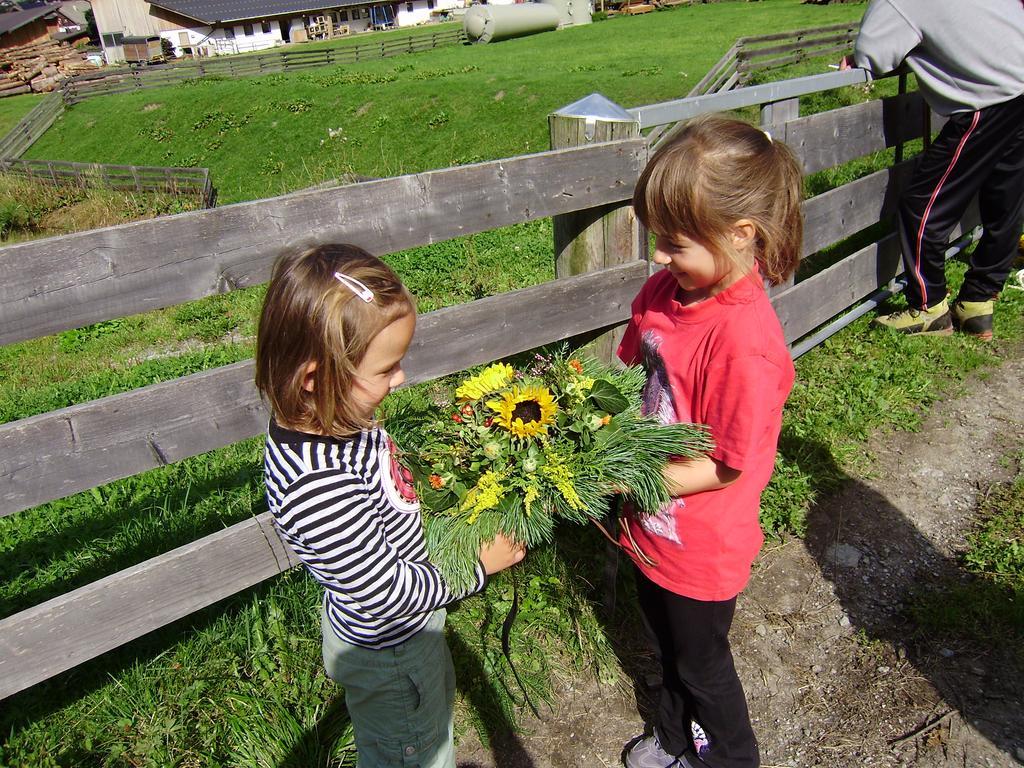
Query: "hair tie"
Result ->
[[762, 129, 773, 144], [334, 271, 374, 303]]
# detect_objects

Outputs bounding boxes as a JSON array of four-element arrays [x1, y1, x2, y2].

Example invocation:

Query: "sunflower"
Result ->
[[487, 385, 557, 439], [456, 363, 515, 402]]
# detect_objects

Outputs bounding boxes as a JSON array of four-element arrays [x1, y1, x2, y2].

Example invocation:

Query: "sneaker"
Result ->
[[951, 298, 994, 340], [873, 298, 952, 336], [624, 731, 679, 768]]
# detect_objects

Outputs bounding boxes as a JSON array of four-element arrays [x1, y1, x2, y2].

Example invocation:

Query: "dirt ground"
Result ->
[[457, 346, 1024, 768]]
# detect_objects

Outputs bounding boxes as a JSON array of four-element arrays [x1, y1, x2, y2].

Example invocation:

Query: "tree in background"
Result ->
[[84, 8, 98, 45]]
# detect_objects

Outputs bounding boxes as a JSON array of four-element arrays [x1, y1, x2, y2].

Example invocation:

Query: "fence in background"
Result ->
[[0, 158, 215, 206], [689, 21, 859, 97], [0, 92, 63, 159], [62, 27, 467, 104], [0, 58, 980, 701]]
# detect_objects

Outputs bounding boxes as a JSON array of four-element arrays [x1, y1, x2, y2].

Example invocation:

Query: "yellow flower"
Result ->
[[487, 385, 557, 439], [456, 363, 514, 402], [523, 483, 539, 518], [541, 450, 584, 511], [461, 470, 506, 523]]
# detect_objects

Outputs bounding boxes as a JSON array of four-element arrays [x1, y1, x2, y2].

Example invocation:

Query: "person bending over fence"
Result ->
[[619, 115, 803, 768], [254, 244, 525, 768], [842, 0, 1024, 339]]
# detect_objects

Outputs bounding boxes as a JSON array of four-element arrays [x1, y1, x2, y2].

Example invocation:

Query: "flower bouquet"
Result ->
[[387, 349, 714, 592]]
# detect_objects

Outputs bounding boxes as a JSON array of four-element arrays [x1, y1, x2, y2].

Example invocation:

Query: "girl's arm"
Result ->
[[662, 454, 741, 497], [278, 470, 486, 621]]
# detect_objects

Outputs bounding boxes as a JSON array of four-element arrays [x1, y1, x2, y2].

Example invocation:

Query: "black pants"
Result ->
[[898, 91, 1024, 309], [635, 570, 759, 768]]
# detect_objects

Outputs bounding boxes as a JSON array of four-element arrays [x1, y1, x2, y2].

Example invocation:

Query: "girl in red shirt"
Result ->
[[620, 115, 803, 768]]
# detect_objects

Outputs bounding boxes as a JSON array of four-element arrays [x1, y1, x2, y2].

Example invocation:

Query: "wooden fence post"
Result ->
[[761, 97, 798, 296], [550, 95, 643, 621], [760, 96, 799, 128], [549, 93, 644, 365]]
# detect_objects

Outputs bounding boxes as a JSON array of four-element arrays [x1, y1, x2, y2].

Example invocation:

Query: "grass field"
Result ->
[[26, 1, 862, 203], [0, 92, 43, 136], [4, 0, 1024, 763]]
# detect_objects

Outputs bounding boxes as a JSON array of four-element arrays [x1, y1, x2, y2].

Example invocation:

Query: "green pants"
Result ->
[[321, 608, 456, 768]]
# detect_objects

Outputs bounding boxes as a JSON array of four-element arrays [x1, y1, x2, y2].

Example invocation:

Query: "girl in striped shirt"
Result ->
[[255, 244, 525, 768]]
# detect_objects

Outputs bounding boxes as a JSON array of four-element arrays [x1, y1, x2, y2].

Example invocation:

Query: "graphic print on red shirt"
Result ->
[[637, 328, 683, 545]]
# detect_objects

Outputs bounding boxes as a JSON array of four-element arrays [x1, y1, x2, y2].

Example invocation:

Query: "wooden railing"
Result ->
[[688, 22, 859, 97], [0, 91, 63, 158], [0, 68, 978, 700], [62, 27, 467, 104], [0, 158, 215, 206]]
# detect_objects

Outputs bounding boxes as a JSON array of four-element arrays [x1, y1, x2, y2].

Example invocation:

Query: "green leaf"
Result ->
[[422, 487, 456, 510], [589, 378, 629, 414]]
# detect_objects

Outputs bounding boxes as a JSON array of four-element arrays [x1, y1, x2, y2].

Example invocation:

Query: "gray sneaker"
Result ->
[[624, 731, 679, 768]]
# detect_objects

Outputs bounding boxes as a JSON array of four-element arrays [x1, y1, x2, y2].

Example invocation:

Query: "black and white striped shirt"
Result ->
[[264, 421, 486, 648]]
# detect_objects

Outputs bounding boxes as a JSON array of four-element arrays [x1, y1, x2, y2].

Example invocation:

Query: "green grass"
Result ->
[[27, 0, 863, 204], [7, 0, 1024, 762], [0, 92, 43, 136]]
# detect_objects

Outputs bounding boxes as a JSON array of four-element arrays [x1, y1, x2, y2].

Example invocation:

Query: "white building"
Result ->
[[90, 0, 462, 62]]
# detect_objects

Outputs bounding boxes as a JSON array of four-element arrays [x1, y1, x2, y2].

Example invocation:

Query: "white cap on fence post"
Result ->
[[550, 92, 637, 142]]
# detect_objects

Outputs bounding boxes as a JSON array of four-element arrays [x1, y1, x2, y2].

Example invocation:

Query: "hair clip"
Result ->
[[334, 271, 374, 303], [761, 129, 773, 144]]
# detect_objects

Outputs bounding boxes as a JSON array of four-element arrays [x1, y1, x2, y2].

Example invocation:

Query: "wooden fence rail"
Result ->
[[0, 67, 978, 701], [0, 139, 645, 347], [0, 158, 215, 206]]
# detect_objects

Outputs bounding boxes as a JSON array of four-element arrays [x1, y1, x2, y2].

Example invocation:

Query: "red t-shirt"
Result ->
[[617, 266, 795, 601]]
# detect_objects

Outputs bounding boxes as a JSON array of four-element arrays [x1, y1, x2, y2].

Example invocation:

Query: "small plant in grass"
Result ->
[[0, 198, 30, 240], [140, 121, 175, 143], [58, 317, 133, 353], [173, 294, 242, 342], [427, 110, 450, 128]]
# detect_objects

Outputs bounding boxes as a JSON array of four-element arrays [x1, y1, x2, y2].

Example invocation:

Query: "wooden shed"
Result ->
[[121, 34, 164, 62]]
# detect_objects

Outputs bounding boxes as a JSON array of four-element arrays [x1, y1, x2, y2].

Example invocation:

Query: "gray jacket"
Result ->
[[853, 0, 1024, 115]]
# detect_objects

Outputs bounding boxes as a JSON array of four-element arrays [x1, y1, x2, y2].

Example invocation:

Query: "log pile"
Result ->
[[0, 39, 97, 96]]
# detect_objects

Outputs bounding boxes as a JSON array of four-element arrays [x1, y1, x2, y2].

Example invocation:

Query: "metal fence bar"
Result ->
[[790, 227, 983, 359], [629, 68, 872, 129]]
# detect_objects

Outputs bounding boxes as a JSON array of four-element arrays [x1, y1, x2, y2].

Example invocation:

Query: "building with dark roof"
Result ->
[[56, 0, 90, 30], [0, 5, 56, 47], [91, 0, 459, 63]]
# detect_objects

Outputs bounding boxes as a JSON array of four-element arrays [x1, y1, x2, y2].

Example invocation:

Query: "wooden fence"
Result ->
[[689, 21, 859, 97], [62, 27, 467, 104], [0, 91, 63, 159], [0, 158, 215, 206], [0, 68, 979, 700]]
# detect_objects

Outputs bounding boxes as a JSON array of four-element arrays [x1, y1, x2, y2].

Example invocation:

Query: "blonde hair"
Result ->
[[255, 244, 414, 438], [633, 114, 804, 286]]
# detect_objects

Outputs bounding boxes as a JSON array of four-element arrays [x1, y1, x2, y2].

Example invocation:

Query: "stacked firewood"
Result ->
[[0, 39, 97, 96]]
